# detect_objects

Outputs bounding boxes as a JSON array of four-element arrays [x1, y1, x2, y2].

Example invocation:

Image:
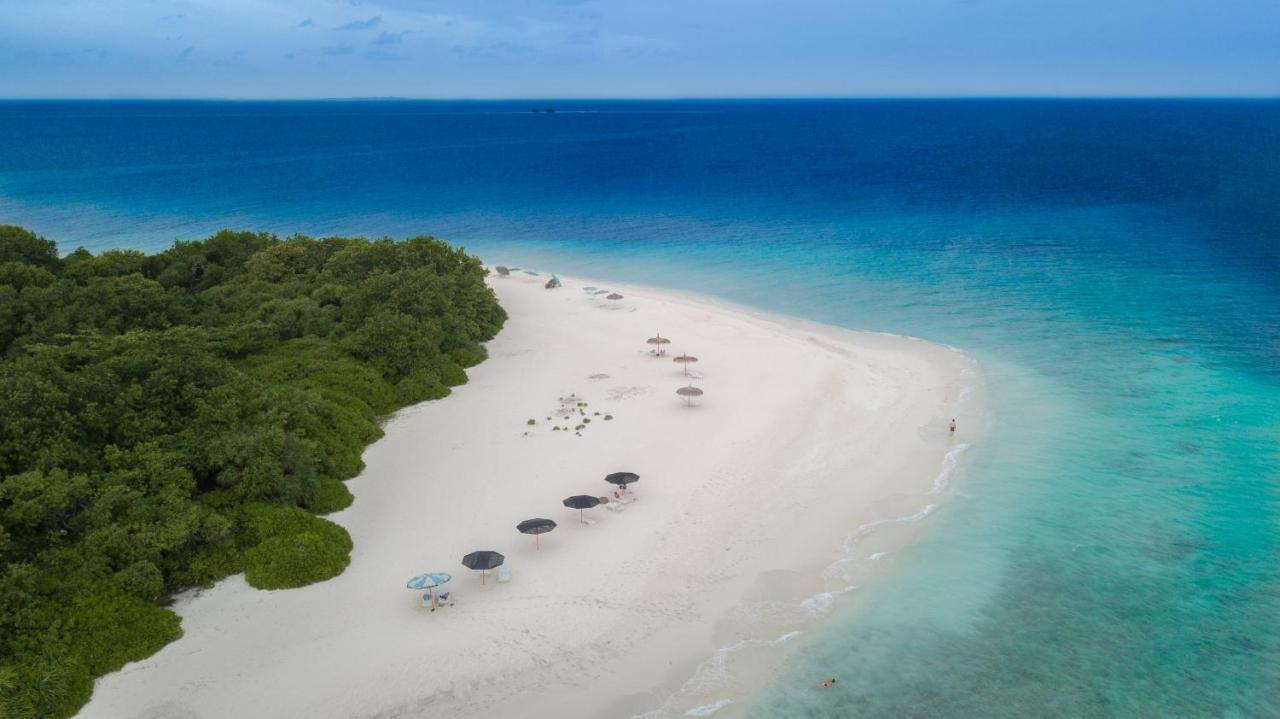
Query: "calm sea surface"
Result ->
[[1, 100, 1278, 717]]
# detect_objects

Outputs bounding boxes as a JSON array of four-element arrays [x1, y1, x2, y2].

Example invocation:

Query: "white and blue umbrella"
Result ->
[[406, 572, 452, 590]]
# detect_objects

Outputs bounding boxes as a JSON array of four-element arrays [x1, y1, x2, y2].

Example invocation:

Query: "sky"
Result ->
[[1, 0, 1278, 98]]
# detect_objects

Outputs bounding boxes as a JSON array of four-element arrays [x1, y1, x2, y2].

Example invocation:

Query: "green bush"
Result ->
[[1, 583, 183, 718], [112, 561, 165, 601], [306, 477, 354, 515], [395, 368, 450, 405], [239, 504, 352, 590], [0, 227, 506, 716], [244, 529, 351, 590], [449, 345, 488, 368], [439, 360, 468, 387]]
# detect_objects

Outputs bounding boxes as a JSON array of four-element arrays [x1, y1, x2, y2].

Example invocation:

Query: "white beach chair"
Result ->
[[436, 590, 452, 607], [497, 566, 512, 584]]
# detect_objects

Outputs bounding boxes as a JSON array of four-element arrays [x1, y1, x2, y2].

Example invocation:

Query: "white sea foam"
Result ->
[[679, 631, 804, 694], [929, 442, 970, 494], [867, 551, 888, 561], [798, 584, 859, 617], [839, 503, 937, 555], [685, 699, 735, 716]]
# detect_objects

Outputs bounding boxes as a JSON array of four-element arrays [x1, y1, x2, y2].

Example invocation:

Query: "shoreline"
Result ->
[[79, 269, 985, 719], [531, 273, 987, 719]]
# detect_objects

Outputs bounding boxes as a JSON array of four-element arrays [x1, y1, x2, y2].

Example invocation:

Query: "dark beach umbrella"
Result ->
[[461, 550, 505, 584], [672, 353, 699, 376], [607, 293, 624, 300], [677, 384, 704, 406], [562, 494, 601, 523], [494, 265, 510, 276], [604, 472, 640, 492], [516, 518, 557, 549]]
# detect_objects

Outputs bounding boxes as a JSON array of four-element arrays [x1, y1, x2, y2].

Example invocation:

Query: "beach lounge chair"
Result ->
[[436, 590, 452, 606], [497, 566, 512, 583]]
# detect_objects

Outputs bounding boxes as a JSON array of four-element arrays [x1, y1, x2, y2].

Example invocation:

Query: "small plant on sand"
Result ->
[[575, 424, 585, 431], [604, 414, 614, 421], [527, 418, 536, 425], [552, 426, 561, 431], [593, 411, 601, 416], [583, 418, 591, 424]]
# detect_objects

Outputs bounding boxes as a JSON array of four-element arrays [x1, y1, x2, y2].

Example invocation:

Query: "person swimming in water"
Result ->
[[818, 678, 836, 688]]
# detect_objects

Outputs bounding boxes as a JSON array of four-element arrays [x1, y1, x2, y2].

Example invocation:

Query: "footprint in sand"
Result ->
[[607, 386, 651, 400]]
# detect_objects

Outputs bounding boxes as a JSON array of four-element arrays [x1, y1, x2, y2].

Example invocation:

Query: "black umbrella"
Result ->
[[461, 550, 505, 584], [516, 518, 557, 549], [605, 472, 639, 499], [563, 495, 601, 523], [605, 472, 639, 488]]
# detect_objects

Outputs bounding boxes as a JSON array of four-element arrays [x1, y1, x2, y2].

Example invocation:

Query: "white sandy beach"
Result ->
[[79, 271, 980, 719]]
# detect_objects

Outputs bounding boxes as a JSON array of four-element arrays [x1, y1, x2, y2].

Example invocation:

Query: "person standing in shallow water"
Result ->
[[949, 418, 957, 434]]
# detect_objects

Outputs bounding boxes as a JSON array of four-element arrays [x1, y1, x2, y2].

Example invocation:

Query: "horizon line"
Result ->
[[1, 95, 1277, 103]]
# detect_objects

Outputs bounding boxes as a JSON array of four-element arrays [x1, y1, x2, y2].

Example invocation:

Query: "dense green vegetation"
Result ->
[[0, 225, 505, 718]]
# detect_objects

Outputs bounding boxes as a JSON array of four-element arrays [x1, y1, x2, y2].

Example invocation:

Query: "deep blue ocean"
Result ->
[[1, 100, 1278, 717]]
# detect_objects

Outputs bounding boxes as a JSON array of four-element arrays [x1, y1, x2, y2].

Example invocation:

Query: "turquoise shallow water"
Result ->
[[1, 100, 1277, 717]]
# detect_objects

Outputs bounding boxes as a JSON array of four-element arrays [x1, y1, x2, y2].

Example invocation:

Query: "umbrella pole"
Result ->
[[536, 533, 540, 550]]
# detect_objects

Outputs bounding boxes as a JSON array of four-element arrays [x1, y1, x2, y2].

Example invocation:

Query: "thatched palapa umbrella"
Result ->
[[607, 293, 624, 300], [676, 384, 704, 406], [672, 353, 699, 376], [494, 265, 510, 277], [646, 333, 671, 356], [516, 518, 557, 549]]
